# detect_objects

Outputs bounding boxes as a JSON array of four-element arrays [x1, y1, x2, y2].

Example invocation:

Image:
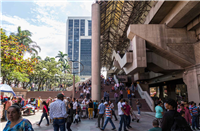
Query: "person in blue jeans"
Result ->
[[101, 102, 116, 130], [190, 102, 200, 130], [97, 100, 106, 128], [136, 99, 141, 115], [49, 93, 67, 131], [118, 98, 128, 131]]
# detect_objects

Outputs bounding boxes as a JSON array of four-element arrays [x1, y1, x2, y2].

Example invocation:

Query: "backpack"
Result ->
[[171, 113, 192, 131]]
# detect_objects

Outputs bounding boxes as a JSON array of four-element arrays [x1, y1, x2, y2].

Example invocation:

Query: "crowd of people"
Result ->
[[150, 98, 200, 131], [2, 76, 200, 131]]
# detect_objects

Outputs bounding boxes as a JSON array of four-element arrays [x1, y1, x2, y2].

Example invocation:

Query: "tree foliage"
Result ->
[[1, 27, 81, 91]]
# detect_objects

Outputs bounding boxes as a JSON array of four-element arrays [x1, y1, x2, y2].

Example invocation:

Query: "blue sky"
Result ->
[[1, 0, 94, 59]]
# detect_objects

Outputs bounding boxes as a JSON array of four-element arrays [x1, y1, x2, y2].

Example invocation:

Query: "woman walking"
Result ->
[[37, 101, 49, 126], [88, 99, 94, 119], [67, 103, 74, 131]]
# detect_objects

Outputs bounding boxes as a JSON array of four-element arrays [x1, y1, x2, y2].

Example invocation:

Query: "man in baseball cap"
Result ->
[[57, 93, 65, 99]]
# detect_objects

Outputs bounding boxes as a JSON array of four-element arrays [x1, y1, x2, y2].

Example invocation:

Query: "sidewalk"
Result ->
[[33, 111, 155, 131], [1, 111, 156, 131]]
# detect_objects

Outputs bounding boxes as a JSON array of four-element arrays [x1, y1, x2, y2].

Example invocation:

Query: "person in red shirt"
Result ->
[[123, 100, 132, 129], [37, 101, 49, 126], [5, 97, 12, 121]]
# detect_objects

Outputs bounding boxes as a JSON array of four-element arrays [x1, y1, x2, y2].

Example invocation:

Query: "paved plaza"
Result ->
[[0, 111, 155, 131]]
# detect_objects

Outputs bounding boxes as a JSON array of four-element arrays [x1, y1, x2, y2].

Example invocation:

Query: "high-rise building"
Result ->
[[66, 17, 92, 81]]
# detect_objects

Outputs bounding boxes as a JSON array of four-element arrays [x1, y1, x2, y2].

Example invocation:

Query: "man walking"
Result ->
[[114, 92, 119, 104], [109, 101, 118, 121], [118, 97, 128, 131], [49, 93, 67, 131], [104, 91, 107, 101], [101, 102, 116, 130], [136, 99, 141, 115], [97, 100, 106, 128], [155, 101, 163, 127], [72, 98, 78, 115], [124, 100, 132, 129]]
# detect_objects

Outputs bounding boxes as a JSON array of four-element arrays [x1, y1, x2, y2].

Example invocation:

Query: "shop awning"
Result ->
[[0, 84, 16, 96]]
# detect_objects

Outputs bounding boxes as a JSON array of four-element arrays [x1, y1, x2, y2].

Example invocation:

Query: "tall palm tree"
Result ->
[[55, 51, 68, 64], [55, 51, 70, 73], [11, 26, 41, 55], [44, 57, 55, 62]]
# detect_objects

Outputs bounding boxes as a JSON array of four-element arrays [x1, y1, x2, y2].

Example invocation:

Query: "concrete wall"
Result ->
[[127, 24, 196, 68]]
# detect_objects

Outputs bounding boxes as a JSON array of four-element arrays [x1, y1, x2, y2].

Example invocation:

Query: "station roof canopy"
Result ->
[[97, 1, 155, 69]]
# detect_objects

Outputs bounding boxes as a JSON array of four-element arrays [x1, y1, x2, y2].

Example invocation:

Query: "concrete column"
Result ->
[[183, 64, 200, 104], [91, 3, 101, 101]]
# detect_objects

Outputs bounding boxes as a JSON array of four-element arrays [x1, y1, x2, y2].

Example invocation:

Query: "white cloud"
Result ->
[[80, 1, 94, 13], [2, 0, 93, 60], [2, 14, 66, 60], [34, 0, 69, 8]]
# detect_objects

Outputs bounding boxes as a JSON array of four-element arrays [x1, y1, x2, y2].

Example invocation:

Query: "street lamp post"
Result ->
[[69, 60, 84, 99]]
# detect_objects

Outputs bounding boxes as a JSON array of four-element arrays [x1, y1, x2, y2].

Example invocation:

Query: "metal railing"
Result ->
[[114, 75, 119, 84], [137, 84, 154, 111]]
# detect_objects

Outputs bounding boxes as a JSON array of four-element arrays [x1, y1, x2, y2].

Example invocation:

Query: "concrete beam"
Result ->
[[112, 50, 133, 68], [145, 1, 178, 24], [161, 1, 200, 27], [123, 36, 147, 75], [147, 52, 183, 71], [187, 15, 200, 31], [127, 24, 196, 68]]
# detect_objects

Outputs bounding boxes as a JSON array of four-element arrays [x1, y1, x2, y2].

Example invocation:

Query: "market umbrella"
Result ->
[[0, 84, 16, 96]]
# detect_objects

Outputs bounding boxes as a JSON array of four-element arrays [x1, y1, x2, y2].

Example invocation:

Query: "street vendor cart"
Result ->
[[22, 104, 36, 116]]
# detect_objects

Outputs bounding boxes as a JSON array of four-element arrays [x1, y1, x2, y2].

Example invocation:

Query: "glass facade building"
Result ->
[[80, 39, 91, 76], [66, 17, 91, 76]]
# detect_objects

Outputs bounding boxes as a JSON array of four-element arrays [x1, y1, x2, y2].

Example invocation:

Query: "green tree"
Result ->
[[55, 51, 68, 63], [55, 51, 70, 73], [11, 26, 41, 55], [34, 57, 62, 91]]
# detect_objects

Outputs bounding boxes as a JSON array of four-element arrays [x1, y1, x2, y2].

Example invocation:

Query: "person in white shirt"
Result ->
[[109, 101, 118, 121], [118, 98, 128, 131], [72, 98, 78, 116], [63, 97, 67, 106], [49, 93, 67, 131]]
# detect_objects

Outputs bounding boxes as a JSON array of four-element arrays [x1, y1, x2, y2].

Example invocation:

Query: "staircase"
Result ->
[[100, 83, 152, 112], [74, 81, 152, 112]]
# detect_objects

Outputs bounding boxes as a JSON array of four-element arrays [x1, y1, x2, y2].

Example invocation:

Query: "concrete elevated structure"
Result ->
[[92, 1, 200, 106]]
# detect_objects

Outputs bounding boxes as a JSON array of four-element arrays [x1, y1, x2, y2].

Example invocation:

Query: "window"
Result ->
[[80, 19, 85, 36], [88, 20, 92, 36]]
